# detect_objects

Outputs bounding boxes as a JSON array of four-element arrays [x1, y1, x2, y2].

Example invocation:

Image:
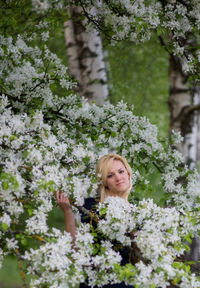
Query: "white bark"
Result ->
[[196, 92, 200, 163], [169, 55, 200, 168], [64, 5, 108, 105], [183, 87, 200, 169], [64, 17, 81, 85], [169, 54, 200, 269], [168, 55, 189, 149]]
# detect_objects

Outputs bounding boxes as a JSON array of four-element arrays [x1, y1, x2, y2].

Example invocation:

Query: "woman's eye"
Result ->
[[119, 170, 124, 174], [107, 174, 113, 178]]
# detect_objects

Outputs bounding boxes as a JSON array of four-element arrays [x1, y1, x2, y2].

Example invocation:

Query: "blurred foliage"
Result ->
[[0, 256, 26, 287], [106, 33, 169, 138], [0, 0, 68, 39]]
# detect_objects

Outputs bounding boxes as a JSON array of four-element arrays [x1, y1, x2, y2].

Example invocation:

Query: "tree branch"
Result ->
[[78, 0, 120, 42], [17, 256, 28, 288]]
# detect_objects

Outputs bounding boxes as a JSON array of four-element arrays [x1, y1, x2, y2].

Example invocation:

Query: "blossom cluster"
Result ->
[[1, 1, 200, 287], [76, 0, 200, 75], [96, 197, 200, 287], [98, 197, 137, 245]]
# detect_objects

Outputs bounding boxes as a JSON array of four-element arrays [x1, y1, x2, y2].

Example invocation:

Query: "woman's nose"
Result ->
[[115, 173, 121, 180]]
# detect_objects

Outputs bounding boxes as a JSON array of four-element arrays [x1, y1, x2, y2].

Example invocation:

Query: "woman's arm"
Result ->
[[56, 191, 76, 244]]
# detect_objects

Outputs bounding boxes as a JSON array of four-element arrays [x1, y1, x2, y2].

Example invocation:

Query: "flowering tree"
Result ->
[[1, 1, 200, 287]]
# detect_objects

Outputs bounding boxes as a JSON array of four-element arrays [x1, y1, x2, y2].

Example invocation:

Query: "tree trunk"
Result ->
[[168, 54, 200, 169], [64, 5, 108, 105], [197, 114, 200, 163], [183, 86, 200, 169], [168, 53, 200, 271]]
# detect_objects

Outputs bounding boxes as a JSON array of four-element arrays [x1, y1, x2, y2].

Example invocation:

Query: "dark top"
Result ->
[[79, 198, 134, 288]]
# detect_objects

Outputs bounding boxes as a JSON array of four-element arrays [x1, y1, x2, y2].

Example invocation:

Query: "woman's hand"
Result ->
[[56, 191, 76, 243], [56, 191, 72, 214]]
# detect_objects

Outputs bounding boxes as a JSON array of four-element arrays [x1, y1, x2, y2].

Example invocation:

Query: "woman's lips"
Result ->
[[116, 182, 124, 185]]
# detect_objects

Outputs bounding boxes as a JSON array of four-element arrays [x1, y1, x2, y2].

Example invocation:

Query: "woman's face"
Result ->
[[106, 159, 130, 195]]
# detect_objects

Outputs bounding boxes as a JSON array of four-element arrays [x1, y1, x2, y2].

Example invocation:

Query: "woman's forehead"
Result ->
[[107, 159, 125, 173]]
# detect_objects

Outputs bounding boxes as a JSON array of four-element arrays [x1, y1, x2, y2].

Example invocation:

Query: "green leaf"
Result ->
[[9, 135, 17, 141], [172, 276, 181, 284], [28, 208, 33, 216], [22, 150, 29, 159], [2, 223, 8, 230], [185, 234, 192, 244], [21, 237, 27, 246], [100, 207, 107, 215], [2, 181, 9, 190]]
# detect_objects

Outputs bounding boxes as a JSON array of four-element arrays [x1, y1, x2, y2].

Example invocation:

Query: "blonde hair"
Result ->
[[96, 153, 132, 203]]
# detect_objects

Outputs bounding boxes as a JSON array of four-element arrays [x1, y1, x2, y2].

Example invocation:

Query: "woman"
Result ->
[[56, 154, 134, 287], [96, 153, 132, 203]]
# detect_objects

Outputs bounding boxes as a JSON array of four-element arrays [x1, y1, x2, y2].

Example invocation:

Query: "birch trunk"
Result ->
[[168, 54, 200, 169], [183, 87, 200, 169], [197, 113, 200, 163], [169, 53, 200, 270], [64, 5, 108, 105]]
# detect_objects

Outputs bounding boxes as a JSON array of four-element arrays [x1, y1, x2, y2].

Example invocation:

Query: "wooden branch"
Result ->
[[104, 0, 131, 17], [70, 198, 99, 223], [130, 242, 150, 265], [33, 234, 46, 243], [153, 161, 164, 173], [158, 34, 170, 54], [79, 0, 106, 34], [17, 257, 28, 288], [14, 248, 41, 278], [78, 0, 121, 42], [70, 200, 91, 217]]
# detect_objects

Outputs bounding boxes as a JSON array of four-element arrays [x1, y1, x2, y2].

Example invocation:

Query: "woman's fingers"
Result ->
[[56, 191, 60, 202], [56, 191, 67, 201], [61, 194, 69, 203], [56, 191, 71, 210]]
